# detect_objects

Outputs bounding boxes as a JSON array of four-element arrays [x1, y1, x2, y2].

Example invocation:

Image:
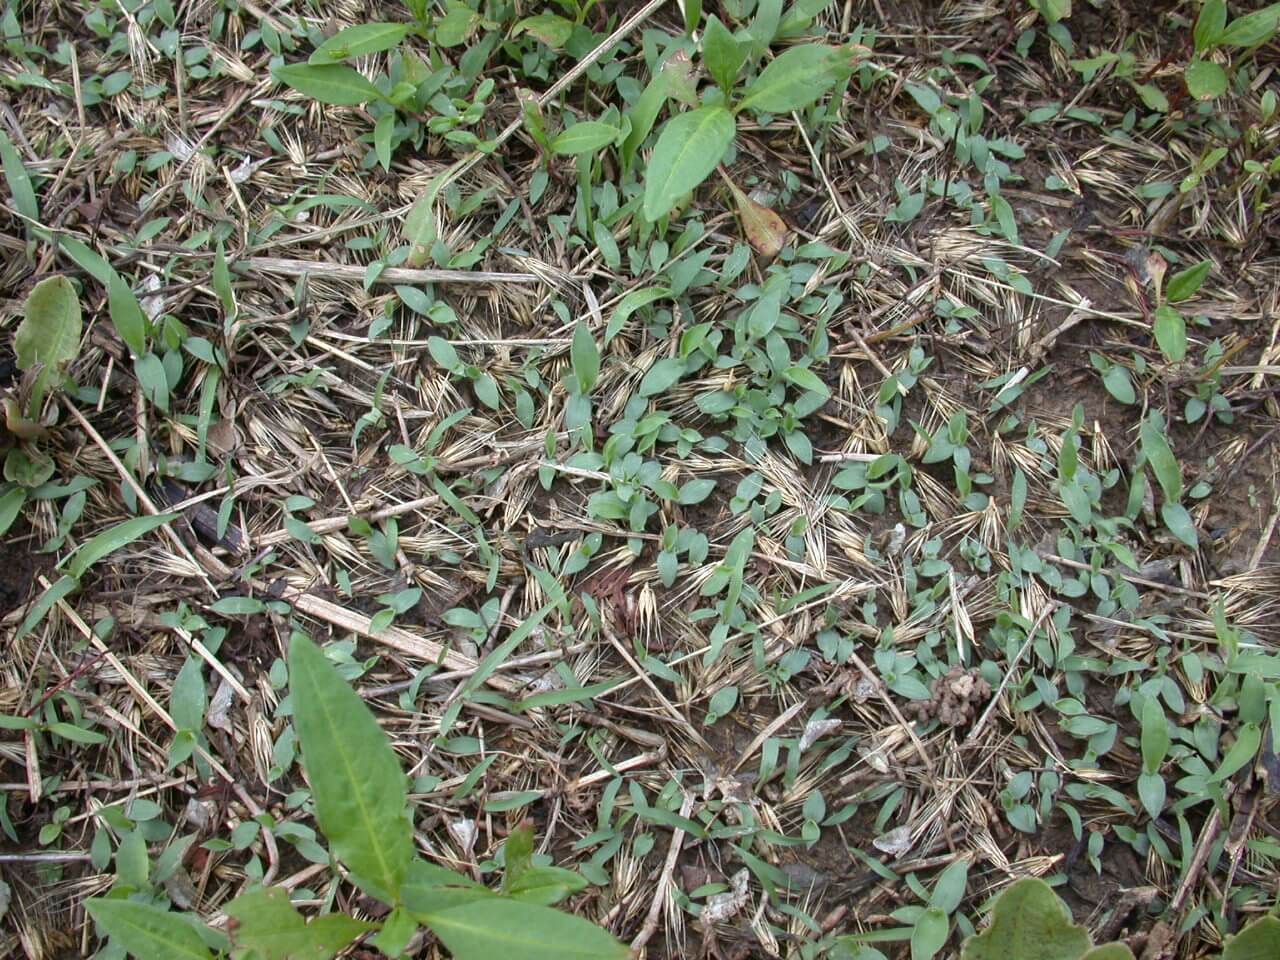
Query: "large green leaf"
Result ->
[[86, 898, 214, 960], [418, 898, 629, 960], [309, 23, 412, 64], [961, 878, 1091, 960], [738, 44, 846, 114], [16, 275, 82, 412], [272, 63, 383, 105], [642, 105, 735, 221], [66, 513, 179, 580], [287, 632, 413, 904], [224, 887, 372, 960], [1222, 916, 1280, 960]]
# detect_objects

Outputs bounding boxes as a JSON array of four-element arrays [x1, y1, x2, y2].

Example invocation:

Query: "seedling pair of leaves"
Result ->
[[86, 631, 629, 959]]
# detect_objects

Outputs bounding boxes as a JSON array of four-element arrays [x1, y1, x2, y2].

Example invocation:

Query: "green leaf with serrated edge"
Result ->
[[66, 513, 178, 580], [86, 899, 214, 960], [0, 128, 38, 223], [1166, 259, 1212, 303], [17, 276, 82, 413], [272, 62, 382, 105], [1221, 916, 1280, 960], [605, 286, 671, 343], [108, 272, 147, 358], [1139, 416, 1182, 503], [738, 44, 845, 113], [702, 15, 746, 94], [642, 106, 735, 221], [417, 898, 629, 960], [550, 121, 619, 156], [224, 887, 372, 960], [288, 632, 413, 904], [309, 23, 411, 63], [960, 878, 1091, 960]]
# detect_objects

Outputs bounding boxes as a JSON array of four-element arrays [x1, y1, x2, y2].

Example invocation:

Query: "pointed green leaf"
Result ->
[[571, 320, 600, 394], [702, 15, 746, 93], [1220, 4, 1280, 47], [1194, 0, 1227, 52], [738, 44, 846, 114], [0, 128, 38, 223], [961, 878, 1091, 960], [86, 898, 214, 960], [67, 513, 179, 580], [0, 487, 26, 537], [1165, 259, 1212, 303], [929, 859, 969, 915], [288, 632, 413, 903], [108, 273, 148, 358], [418, 898, 629, 960], [272, 63, 382, 106], [551, 121, 619, 157], [621, 71, 668, 174], [1140, 695, 1169, 772], [783, 365, 829, 396], [605, 286, 671, 343], [403, 168, 450, 266], [1210, 721, 1260, 781], [911, 907, 951, 960], [14, 574, 77, 640], [309, 23, 412, 63], [642, 106, 735, 221], [17, 275, 82, 412], [1139, 416, 1182, 503], [1161, 502, 1198, 548], [638, 356, 685, 397]]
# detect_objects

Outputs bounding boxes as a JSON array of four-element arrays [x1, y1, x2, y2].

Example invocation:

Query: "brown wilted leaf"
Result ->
[[723, 175, 789, 257]]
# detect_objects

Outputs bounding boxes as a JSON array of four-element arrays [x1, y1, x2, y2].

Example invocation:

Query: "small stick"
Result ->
[[631, 790, 695, 952]]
